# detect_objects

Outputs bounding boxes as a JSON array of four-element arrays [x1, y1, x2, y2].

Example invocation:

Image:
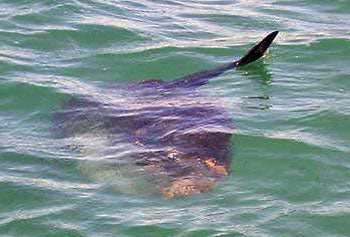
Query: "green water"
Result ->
[[1, 0, 350, 236]]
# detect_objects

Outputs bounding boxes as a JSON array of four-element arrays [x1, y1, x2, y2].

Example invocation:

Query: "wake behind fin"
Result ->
[[235, 30, 279, 67]]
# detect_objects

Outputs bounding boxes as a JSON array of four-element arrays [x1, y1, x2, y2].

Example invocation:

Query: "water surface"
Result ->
[[1, 0, 350, 236]]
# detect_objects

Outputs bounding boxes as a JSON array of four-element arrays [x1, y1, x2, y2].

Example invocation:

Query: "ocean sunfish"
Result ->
[[54, 31, 279, 198]]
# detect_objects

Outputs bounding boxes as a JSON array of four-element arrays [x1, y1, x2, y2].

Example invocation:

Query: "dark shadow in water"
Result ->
[[53, 83, 235, 199], [52, 32, 279, 198]]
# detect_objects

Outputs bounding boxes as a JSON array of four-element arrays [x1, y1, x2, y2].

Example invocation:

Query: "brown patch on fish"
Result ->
[[203, 158, 228, 176]]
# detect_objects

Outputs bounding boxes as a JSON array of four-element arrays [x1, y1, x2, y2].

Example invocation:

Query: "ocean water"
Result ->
[[1, 0, 350, 236]]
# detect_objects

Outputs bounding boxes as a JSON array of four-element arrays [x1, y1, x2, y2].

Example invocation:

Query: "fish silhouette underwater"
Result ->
[[54, 31, 279, 198]]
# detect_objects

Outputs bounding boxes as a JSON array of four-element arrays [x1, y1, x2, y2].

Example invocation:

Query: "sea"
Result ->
[[0, 0, 349, 236]]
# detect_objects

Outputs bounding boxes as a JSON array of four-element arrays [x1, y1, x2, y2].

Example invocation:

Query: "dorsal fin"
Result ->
[[169, 31, 279, 88], [236, 31, 279, 67]]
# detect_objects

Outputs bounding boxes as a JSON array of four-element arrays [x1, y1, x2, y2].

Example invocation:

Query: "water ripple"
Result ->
[[1, 0, 350, 236]]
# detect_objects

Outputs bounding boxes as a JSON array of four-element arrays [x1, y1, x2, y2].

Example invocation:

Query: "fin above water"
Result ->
[[171, 31, 279, 88], [235, 30, 279, 67]]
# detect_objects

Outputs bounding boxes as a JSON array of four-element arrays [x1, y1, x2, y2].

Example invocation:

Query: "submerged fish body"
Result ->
[[54, 31, 278, 198], [55, 85, 234, 197]]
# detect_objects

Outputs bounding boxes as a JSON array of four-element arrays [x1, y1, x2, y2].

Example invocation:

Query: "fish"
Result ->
[[54, 31, 279, 198]]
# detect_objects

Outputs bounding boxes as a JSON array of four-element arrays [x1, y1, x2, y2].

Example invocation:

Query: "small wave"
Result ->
[[0, 204, 75, 227]]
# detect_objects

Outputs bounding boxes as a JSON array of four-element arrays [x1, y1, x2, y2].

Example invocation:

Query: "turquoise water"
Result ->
[[1, 0, 350, 236]]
